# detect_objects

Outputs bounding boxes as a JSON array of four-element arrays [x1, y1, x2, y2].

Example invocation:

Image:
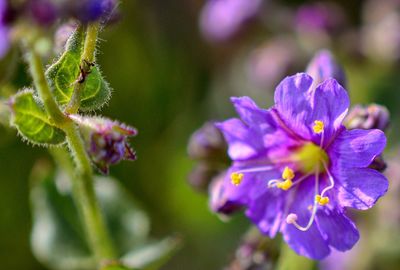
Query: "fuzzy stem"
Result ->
[[27, 48, 68, 125], [27, 39, 116, 263], [65, 22, 100, 114], [57, 124, 117, 261]]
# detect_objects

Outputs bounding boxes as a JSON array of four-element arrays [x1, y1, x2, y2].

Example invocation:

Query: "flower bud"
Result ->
[[305, 50, 347, 89], [187, 121, 228, 162], [69, 114, 137, 174], [227, 227, 279, 269], [345, 104, 390, 131], [187, 162, 220, 193]]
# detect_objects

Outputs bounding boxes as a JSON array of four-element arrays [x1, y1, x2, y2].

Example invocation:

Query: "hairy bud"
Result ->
[[345, 104, 390, 131], [187, 121, 228, 162], [69, 114, 137, 174]]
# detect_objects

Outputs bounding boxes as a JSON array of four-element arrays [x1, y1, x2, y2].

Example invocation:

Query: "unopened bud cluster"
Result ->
[[69, 114, 137, 174], [187, 122, 229, 192], [345, 104, 390, 131], [345, 104, 390, 172]]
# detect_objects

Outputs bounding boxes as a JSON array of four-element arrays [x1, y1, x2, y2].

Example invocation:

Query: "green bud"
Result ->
[[45, 26, 111, 111]]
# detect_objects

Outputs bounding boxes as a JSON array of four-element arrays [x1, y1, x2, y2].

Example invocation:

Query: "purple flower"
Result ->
[[0, 0, 9, 58], [305, 50, 347, 90], [199, 0, 262, 42], [69, 0, 118, 23], [28, 0, 59, 26], [295, 3, 345, 34], [214, 73, 388, 259], [70, 114, 137, 174]]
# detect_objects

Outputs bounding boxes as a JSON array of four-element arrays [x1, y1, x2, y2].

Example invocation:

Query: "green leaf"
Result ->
[[30, 168, 150, 270], [30, 165, 93, 270], [121, 237, 182, 270], [10, 90, 66, 145], [45, 27, 111, 111]]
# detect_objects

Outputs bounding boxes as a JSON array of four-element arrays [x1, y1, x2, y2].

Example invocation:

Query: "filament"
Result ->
[[287, 165, 320, 231], [234, 165, 275, 174], [320, 159, 335, 197]]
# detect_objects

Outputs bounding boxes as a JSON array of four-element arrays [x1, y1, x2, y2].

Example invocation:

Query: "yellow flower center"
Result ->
[[292, 142, 329, 174]]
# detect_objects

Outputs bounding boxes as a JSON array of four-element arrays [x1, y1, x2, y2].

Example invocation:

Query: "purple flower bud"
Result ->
[[28, 0, 58, 26], [69, 114, 137, 174], [187, 162, 220, 193], [227, 227, 279, 270], [344, 104, 390, 173], [305, 50, 347, 89], [345, 104, 390, 131], [199, 0, 262, 42], [187, 121, 228, 162]]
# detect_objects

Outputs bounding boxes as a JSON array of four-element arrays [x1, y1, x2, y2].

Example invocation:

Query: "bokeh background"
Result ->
[[1, 0, 400, 269]]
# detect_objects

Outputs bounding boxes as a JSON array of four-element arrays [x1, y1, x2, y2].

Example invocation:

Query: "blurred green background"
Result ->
[[1, 0, 400, 269]]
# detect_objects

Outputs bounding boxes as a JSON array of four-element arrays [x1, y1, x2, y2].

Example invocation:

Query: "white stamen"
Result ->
[[320, 129, 325, 148], [287, 165, 320, 231], [235, 165, 275, 174], [320, 159, 335, 197], [267, 179, 282, 188]]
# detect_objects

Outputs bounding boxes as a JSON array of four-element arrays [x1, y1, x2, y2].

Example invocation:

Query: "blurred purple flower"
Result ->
[[215, 73, 388, 259], [28, 0, 59, 26], [247, 38, 298, 89], [200, 0, 262, 42], [69, 0, 118, 23], [54, 22, 77, 54], [295, 2, 345, 34], [0, 0, 9, 58], [70, 114, 137, 174], [305, 50, 347, 90]]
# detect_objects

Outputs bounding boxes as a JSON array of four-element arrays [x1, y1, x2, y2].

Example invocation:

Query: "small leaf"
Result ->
[[121, 237, 182, 270], [9, 90, 66, 145], [46, 27, 111, 111]]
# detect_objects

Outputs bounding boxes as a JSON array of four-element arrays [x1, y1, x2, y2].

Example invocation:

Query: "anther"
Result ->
[[277, 179, 292, 190], [286, 213, 298, 224], [231, 172, 244, 186], [282, 166, 295, 180], [313, 120, 324, 134], [315, 195, 329, 206]]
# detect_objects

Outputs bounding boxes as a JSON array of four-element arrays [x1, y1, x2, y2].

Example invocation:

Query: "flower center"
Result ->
[[292, 142, 329, 174]]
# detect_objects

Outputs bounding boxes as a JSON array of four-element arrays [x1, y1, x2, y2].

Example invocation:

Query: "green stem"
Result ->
[[66, 22, 101, 114], [27, 48, 68, 125], [56, 125, 117, 260], [26, 37, 116, 263], [82, 22, 100, 64]]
